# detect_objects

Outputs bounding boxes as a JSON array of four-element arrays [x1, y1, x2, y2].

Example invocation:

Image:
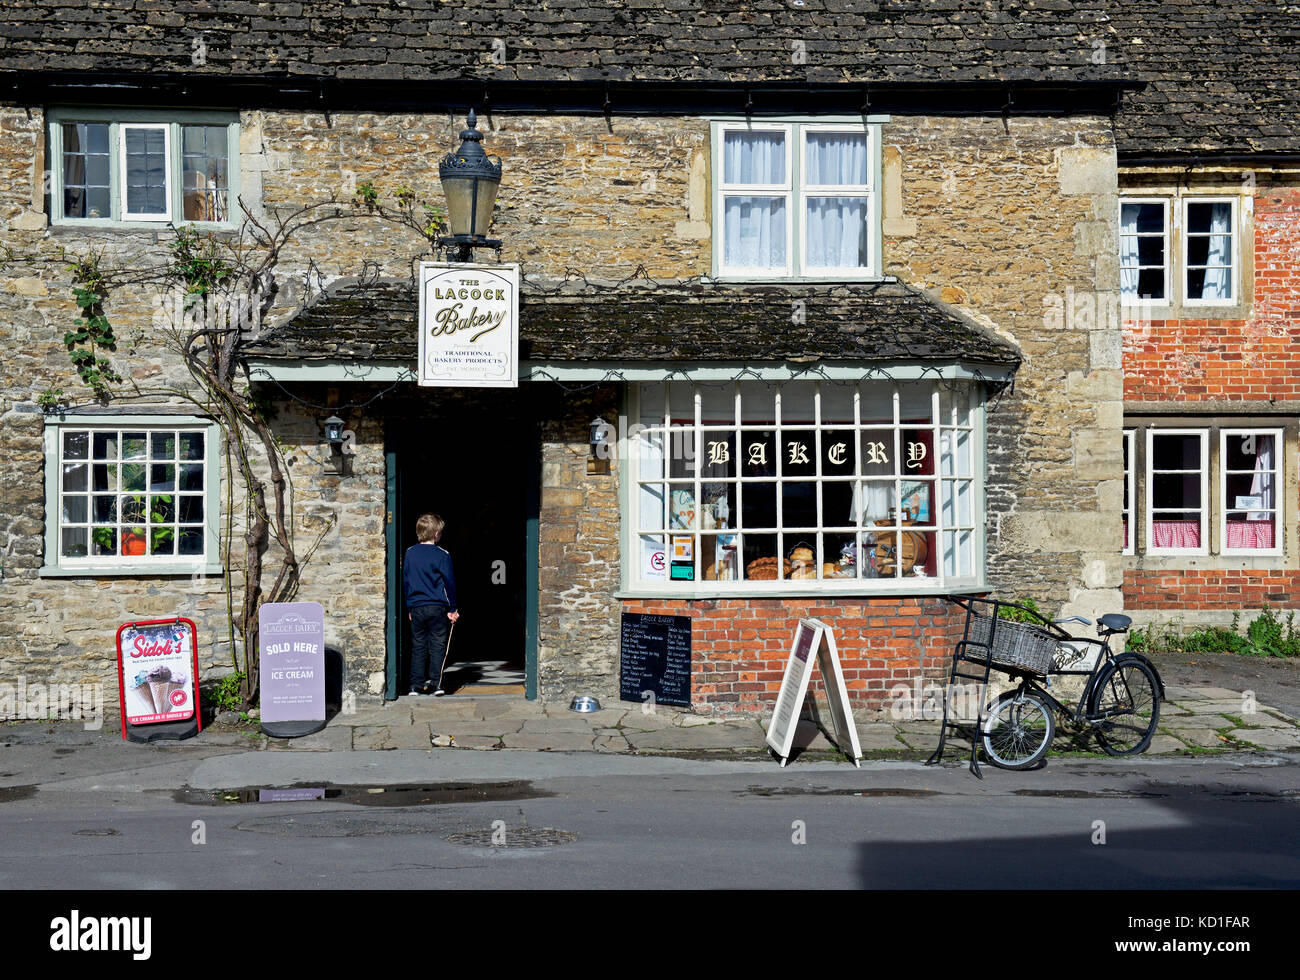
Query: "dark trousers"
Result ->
[[409, 602, 451, 691]]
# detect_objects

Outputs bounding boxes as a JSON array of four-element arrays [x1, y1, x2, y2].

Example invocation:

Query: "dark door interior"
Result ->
[[390, 403, 528, 690]]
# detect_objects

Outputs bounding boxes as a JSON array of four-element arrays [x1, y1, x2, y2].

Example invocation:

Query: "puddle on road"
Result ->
[[173, 781, 551, 807], [0, 785, 37, 803], [1014, 788, 1172, 799], [744, 786, 941, 798]]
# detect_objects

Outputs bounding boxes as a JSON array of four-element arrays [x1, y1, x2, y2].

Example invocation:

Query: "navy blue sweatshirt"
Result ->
[[403, 543, 458, 611]]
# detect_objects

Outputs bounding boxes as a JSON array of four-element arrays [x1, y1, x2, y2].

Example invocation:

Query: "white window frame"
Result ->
[[41, 414, 224, 577], [1145, 428, 1209, 557], [1119, 197, 1171, 305], [1219, 427, 1283, 557], [1182, 196, 1239, 307], [118, 123, 172, 221], [712, 119, 882, 280], [46, 108, 240, 230], [1122, 429, 1135, 556], [625, 379, 983, 594]]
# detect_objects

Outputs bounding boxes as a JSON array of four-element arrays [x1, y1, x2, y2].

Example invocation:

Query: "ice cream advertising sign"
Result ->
[[115, 617, 203, 742], [417, 261, 519, 388], [259, 601, 325, 728]]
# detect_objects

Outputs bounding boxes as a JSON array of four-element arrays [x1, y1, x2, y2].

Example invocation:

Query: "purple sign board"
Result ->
[[259, 601, 325, 728]]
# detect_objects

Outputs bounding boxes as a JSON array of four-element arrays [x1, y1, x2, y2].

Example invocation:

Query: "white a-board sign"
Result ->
[[765, 619, 863, 767]]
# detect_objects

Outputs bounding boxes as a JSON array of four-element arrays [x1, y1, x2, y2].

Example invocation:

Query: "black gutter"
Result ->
[[3, 72, 1137, 117], [1120, 153, 1300, 167]]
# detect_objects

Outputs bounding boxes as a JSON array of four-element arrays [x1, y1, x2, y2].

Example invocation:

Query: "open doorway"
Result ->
[[385, 392, 536, 698]]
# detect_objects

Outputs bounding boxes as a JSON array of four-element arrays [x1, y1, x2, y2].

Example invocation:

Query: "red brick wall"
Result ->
[[621, 596, 964, 714], [1124, 570, 1298, 611], [1124, 186, 1300, 403], [1124, 184, 1300, 615]]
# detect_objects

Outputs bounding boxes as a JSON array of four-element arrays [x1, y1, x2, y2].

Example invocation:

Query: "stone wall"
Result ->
[[0, 104, 1122, 713], [536, 385, 623, 704], [882, 117, 1124, 626]]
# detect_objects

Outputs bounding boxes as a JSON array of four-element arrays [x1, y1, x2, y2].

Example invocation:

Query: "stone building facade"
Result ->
[[0, 1, 1293, 719]]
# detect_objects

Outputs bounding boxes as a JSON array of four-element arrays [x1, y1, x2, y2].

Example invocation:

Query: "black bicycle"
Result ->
[[928, 595, 1166, 777]]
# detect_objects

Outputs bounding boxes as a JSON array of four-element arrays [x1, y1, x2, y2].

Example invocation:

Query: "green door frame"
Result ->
[[524, 413, 541, 700], [385, 414, 540, 701], [384, 441, 400, 701]]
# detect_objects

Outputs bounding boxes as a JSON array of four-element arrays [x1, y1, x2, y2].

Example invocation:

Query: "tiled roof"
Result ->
[[2, 1, 1294, 156], [242, 276, 1023, 367], [0, 1, 1125, 85], [1107, 1, 1300, 156]]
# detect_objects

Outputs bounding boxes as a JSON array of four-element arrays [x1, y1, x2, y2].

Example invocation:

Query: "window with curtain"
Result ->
[[49, 111, 237, 226], [1119, 200, 1167, 301], [631, 379, 981, 591], [715, 122, 877, 278], [1185, 199, 1235, 302], [1221, 429, 1281, 553], [1147, 430, 1207, 553]]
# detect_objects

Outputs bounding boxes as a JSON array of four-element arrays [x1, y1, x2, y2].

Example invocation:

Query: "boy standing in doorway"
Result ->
[[403, 513, 460, 696]]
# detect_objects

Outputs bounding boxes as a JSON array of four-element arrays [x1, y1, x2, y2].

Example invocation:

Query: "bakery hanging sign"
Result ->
[[418, 261, 520, 388]]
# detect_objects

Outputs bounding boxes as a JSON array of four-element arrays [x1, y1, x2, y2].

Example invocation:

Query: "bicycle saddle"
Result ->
[[1097, 613, 1132, 633]]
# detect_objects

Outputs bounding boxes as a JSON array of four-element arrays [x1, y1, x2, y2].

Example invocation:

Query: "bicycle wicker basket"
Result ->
[[965, 613, 1057, 676]]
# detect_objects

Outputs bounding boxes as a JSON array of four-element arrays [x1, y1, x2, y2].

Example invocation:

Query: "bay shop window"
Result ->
[[629, 380, 984, 591]]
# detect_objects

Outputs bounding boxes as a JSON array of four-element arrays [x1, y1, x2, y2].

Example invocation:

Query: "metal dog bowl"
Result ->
[[569, 695, 601, 713]]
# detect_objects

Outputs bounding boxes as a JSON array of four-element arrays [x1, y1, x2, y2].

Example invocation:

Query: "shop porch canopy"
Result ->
[[243, 277, 1021, 386]]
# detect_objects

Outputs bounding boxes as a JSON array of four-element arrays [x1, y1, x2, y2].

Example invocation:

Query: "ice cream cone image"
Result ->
[[149, 681, 172, 713], [135, 683, 156, 714], [166, 681, 184, 708], [145, 665, 175, 714]]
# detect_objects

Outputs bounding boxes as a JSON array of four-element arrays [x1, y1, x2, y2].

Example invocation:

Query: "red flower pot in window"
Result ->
[[122, 531, 147, 556]]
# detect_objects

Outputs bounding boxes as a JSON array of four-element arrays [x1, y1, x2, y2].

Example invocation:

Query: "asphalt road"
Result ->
[[1, 748, 1296, 890]]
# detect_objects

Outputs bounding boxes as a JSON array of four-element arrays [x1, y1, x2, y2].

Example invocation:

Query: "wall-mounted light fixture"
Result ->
[[588, 416, 612, 475], [323, 414, 352, 476]]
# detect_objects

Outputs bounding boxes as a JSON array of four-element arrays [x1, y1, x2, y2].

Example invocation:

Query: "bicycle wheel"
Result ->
[[980, 690, 1055, 770], [1088, 657, 1160, 756]]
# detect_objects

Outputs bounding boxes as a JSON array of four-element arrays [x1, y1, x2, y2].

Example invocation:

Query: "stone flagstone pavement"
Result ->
[[251, 684, 1300, 759]]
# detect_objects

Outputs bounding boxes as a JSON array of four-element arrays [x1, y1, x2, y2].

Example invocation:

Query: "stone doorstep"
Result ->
[[593, 734, 631, 753], [473, 701, 545, 721], [407, 699, 485, 720], [1226, 727, 1300, 750]]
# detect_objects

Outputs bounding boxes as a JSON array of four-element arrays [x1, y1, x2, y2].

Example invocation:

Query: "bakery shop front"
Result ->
[[245, 275, 1019, 713]]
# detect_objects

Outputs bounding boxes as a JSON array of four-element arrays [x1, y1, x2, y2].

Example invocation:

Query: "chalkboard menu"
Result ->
[[620, 612, 691, 707]]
